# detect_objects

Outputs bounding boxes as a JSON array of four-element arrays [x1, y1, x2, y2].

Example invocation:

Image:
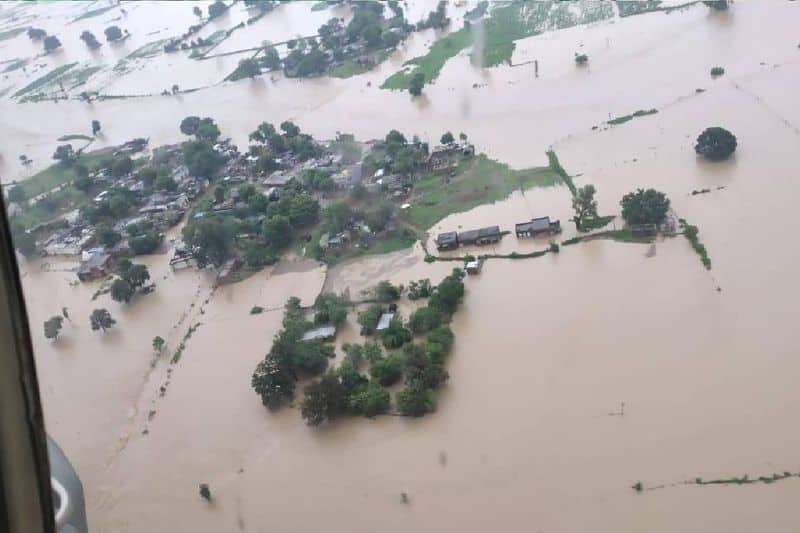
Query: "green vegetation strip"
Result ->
[[71, 4, 117, 23], [607, 109, 658, 126], [57, 134, 94, 142], [2, 58, 29, 73], [13, 63, 78, 98], [0, 26, 28, 42], [546, 150, 576, 196], [329, 50, 391, 79], [679, 219, 711, 270], [399, 155, 560, 230], [381, 27, 471, 90]]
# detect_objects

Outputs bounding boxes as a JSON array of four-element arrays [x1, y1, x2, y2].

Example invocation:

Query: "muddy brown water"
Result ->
[[10, 0, 800, 531]]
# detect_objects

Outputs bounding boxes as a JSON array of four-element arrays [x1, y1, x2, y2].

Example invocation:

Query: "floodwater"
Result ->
[[10, 0, 800, 531]]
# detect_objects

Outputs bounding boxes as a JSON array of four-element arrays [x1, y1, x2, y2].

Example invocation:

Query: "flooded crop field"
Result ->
[[5, 1, 800, 531]]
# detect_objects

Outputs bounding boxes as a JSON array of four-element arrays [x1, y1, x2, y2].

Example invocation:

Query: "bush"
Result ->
[[695, 127, 737, 161]]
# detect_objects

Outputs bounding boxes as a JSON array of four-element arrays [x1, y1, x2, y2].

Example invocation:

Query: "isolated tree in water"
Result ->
[[409, 71, 424, 96], [440, 131, 454, 145], [572, 184, 598, 230], [193, 5, 202, 17], [44, 316, 64, 341], [620, 189, 670, 226], [110, 279, 135, 303], [152, 336, 165, 353], [91, 120, 101, 136], [199, 484, 211, 501], [90, 309, 116, 332], [695, 127, 737, 161], [104, 26, 123, 42], [52, 144, 75, 163], [43, 35, 61, 53], [80, 30, 101, 49], [703, 0, 729, 9]]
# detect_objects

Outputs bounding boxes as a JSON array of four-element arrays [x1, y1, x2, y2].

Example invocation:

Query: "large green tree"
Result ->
[[300, 371, 347, 426], [44, 316, 64, 340], [695, 127, 737, 161], [620, 189, 670, 226], [572, 184, 598, 230], [90, 308, 116, 332], [182, 218, 236, 268]]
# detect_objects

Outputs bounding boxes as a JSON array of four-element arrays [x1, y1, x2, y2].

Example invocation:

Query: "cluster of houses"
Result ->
[[435, 216, 561, 251]]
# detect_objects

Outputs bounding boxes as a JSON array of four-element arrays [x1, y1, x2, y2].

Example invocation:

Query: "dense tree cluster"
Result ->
[[248, 121, 321, 163], [208, 0, 228, 19], [89, 308, 116, 332], [110, 259, 151, 303]]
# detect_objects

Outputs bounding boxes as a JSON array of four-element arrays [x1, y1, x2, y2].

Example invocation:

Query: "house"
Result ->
[[302, 325, 336, 341], [515, 216, 562, 238], [376, 312, 394, 332], [435, 231, 459, 251], [262, 170, 296, 187], [77, 252, 113, 282], [458, 226, 501, 246]]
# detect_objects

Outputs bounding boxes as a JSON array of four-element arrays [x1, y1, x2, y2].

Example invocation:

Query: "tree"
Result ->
[[397, 381, 435, 416], [97, 225, 122, 248], [428, 270, 464, 315], [129, 232, 161, 255], [111, 279, 135, 303], [408, 306, 443, 335], [196, 118, 221, 142], [92, 120, 101, 135], [620, 188, 670, 225], [52, 144, 75, 163], [571, 184, 598, 230], [261, 46, 281, 70], [371, 280, 401, 302], [120, 263, 150, 289], [208, 0, 227, 18], [280, 121, 300, 138], [409, 71, 424, 96], [256, 154, 278, 175], [459, 132, 468, 142], [10, 222, 36, 257], [575, 53, 589, 65], [357, 304, 383, 335], [349, 382, 390, 417], [369, 354, 403, 386], [407, 279, 432, 300], [301, 371, 347, 426], [381, 315, 411, 349], [152, 336, 165, 353], [214, 185, 225, 204], [112, 155, 133, 177], [7, 186, 26, 204], [90, 309, 116, 332], [27, 28, 47, 40], [199, 484, 211, 501], [104, 26, 123, 42], [695, 127, 737, 161], [180, 116, 201, 136], [193, 5, 202, 17], [232, 58, 260, 80], [182, 218, 235, 268], [183, 140, 223, 178], [252, 354, 296, 409], [440, 132, 454, 145], [703, 0, 729, 9], [43, 35, 61, 53], [364, 202, 393, 232], [261, 215, 292, 249], [44, 316, 64, 341], [313, 292, 348, 326], [80, 31, 101, 49], [322, 202, 353, 234]]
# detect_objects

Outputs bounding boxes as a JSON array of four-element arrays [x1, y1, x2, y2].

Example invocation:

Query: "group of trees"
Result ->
[[44, 307, 118, 340], [417, 1, 449, 30], [110, 259, 152, 303], [248, 120, 321, 164], [27, 29, 62, 53], [251, 297, 335, 409], [366, 129, 428, 177]]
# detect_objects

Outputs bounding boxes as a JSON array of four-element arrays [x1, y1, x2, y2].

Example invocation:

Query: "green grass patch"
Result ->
[[0, 26, 28, 42], [127, 39, 170, 60], [57, 134, 94, 142], [14, 150, 110, 200], [607, 108, 658, 125], [545, 149, 576, 196], [71, 4, 117, 23], [381, 27, 472, 90], [399, 154, 560, 230], [2, 58, 29, 73], [329, 50, 391, 78], [580, 215, 614, 231], [13, 63, 78, 98]]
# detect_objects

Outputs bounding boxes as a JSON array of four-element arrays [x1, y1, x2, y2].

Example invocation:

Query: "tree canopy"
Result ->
[[620, 189, 670, 225], [572, 184, 598, 230], [90, 308, 116, 332], [44, 316, 64, 340], [409, 72, 424, 96], [695, 127, 737, 161], [104, 26, 123, 42], [43, 35, 61, 53], [182, 217, 236, 268]]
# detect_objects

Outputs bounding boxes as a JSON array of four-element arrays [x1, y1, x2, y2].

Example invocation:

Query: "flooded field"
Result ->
[[8, 0, 800, 531]]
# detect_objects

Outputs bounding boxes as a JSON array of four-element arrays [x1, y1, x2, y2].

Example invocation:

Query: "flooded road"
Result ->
[[10, 0, 800, 531]]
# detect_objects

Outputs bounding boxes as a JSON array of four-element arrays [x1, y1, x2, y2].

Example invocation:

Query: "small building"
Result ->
[[77, 252, 113, 282], [376, 312, 394, 332], [515, 216, 561, 238], [302, 325, 337, 342], [630, 223, 658, 237], [466, 260, 481, 275], [458, 226, 501, 246], [262, 171, 295, 187], [435, 231, 459, 251]]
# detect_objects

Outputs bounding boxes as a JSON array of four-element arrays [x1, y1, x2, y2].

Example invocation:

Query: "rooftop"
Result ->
[[302, 325, 337, 341], [376, 312, 394, 332]]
